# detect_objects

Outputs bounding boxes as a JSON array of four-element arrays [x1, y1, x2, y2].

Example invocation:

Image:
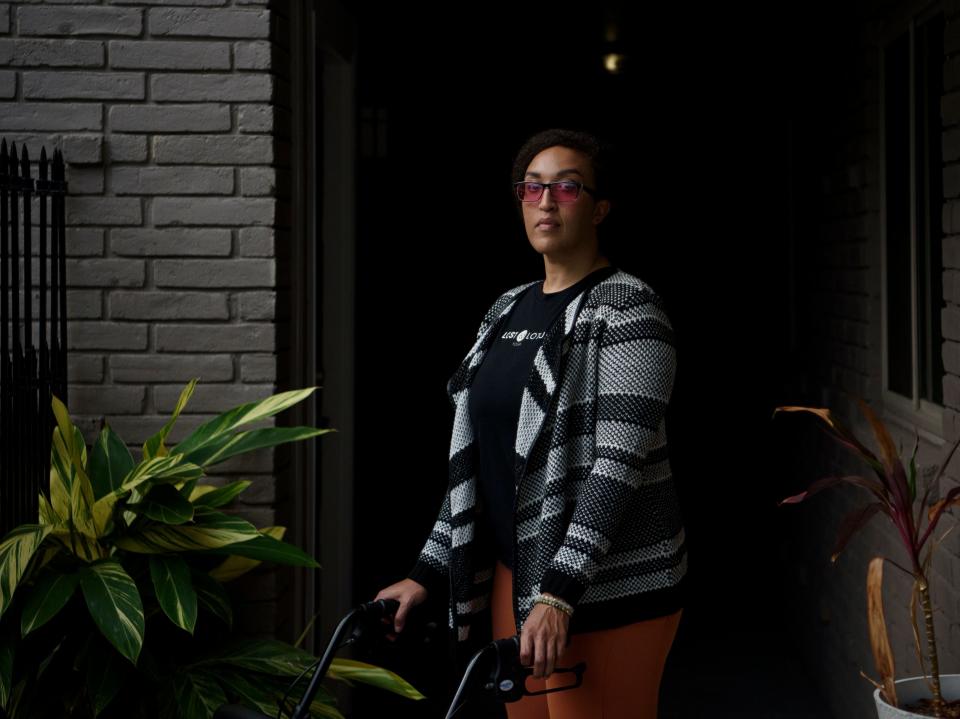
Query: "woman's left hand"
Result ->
[[519, 598, 571, 679]]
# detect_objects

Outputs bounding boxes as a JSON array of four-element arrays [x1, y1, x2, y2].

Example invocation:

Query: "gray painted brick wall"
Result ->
[[787, 2, 960, 716], [0, 0, 290, 641]]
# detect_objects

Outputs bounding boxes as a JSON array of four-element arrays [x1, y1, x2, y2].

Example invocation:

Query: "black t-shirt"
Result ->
[[468, 266, 617, 569]]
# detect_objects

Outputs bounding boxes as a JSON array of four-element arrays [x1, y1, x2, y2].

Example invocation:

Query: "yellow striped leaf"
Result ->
[[208, 526, 285, 582], [0, 525, 52, 620], [79, 559, 144, 665], [38, 491, 61, 527], [115, 508, 259, 554], [179, 427, 331, 469], [128, 485, 195, 525], [172, 672, 226, 719], [149, 555, 197, 634], [189, 480, 251, 508], [20, 571, 80, 636], [88, 423, 135, 500], [191, 570, 232, 629], [143, 378, 197, 461], [171, 387, 318, 461]]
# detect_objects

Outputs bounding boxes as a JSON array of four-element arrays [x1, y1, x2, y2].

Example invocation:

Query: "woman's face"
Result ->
[[520, 145, 610, 257]]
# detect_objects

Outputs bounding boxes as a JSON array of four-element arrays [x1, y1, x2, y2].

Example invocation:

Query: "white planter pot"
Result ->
[[874, 674, 960, 718]]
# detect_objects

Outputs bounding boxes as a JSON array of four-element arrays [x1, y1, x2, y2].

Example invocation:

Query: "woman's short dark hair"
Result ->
[[511, 128, 617, 202], [510, 127, 620, 256]]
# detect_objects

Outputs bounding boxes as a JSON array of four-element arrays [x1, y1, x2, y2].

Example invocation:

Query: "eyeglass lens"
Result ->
[[517, 181, 580, 202]]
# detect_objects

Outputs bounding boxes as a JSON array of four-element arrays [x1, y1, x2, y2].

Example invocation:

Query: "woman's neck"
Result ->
[[541, 257, 612, 294]]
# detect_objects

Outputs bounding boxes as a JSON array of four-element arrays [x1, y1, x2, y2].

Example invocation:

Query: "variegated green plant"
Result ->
[[0, 379, 426, 719]]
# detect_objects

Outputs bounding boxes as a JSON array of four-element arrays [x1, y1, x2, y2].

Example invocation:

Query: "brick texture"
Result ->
[[0, 0, 290, 643], [783, 5, 956, 718]]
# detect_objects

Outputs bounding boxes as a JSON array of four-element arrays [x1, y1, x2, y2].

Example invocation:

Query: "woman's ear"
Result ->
[[593, 199, 611, 225]]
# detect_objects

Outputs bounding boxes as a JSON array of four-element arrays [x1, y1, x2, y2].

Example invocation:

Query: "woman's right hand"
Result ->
[[374, 578, 428, 641]]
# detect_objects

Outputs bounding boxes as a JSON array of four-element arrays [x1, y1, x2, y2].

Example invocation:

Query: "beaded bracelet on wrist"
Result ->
[[534, 593, 574, 616]]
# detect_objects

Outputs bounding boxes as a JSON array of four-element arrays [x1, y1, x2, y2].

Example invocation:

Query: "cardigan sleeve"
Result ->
[[414, 295, 505, 592], [537, 295, 678, 609], [406, 491, 452, 598], [411, 287, 526, 595]]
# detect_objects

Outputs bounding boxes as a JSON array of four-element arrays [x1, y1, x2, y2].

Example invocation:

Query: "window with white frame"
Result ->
[[881, 8, 945, 420]]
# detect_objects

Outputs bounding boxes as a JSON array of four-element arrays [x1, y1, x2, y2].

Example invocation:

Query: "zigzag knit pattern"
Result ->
[[407, 269, 686, 651]]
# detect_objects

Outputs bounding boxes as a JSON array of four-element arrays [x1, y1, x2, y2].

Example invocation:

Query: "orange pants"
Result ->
[[491, 559, 682, 719]]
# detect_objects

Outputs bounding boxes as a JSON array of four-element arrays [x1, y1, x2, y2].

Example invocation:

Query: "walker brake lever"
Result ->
[[482, 636, 586, 702]]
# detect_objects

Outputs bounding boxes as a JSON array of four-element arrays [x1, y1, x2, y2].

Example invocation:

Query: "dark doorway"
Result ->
[[345, 3, 836, 717]]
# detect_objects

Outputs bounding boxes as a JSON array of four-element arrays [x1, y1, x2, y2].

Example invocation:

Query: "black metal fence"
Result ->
[[0, 138, 68, 537]]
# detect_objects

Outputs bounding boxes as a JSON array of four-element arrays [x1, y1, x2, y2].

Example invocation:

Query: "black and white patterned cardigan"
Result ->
[[408, 268, 687, 659]]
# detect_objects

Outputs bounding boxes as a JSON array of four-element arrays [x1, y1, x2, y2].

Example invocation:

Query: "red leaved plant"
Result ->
[[774, 396, 960, 718]]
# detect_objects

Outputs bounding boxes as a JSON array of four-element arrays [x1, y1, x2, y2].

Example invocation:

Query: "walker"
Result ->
[[213, 598, 587, 719]]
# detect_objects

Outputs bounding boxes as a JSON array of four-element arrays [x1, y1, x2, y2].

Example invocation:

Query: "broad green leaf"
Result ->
[[179, 477, 200, 500], [240, 672, 343, 718], [193, 638, 318, 676], [115, 507, 259, 554], [325, 657, 426, 700], [50, 424, 97, 538], [79, 559, 144, 665], [50, 395, 83, 471], [0, 524, 53, 620], [21, 571, 80, 636], [193, 640, 424, 702], [189, 485, 217, 501], [208, 526, 291, 582], [38, 491, 61, 527], [119, 455, 206, 495], [144, 379, 197, 461], [191, 570, 232, 629], [253, 672, 341, 713], [171, 387, 318, 460], [0, 640, 12, 709], [6, 678, 26, 717], [36, 546, 59, 573], [172, 671, 226, 719], [84, 636, 126, 717], [94, 456, 204, 530], [49, 456, 71, 524], [93, 497, 118, 541], [120, 485, 143, 531], [69, 451, 98, 540], [48, 399, 99, 541], [88, 423, 135, 501], [308, 702, 346, 718], [207, 529, 320, 581], [36, 637, 64, 683], [190, 480, 252, 508], [149, 556, 197, 634], [211, 668, 283, 717], [50, 525, 104, 564], [307, 697, 348, 718], [178, 426, 331, 469], [128, 485, 195, 525], [50, 399, 96, 533]]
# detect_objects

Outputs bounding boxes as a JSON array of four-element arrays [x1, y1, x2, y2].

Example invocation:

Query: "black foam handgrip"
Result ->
[[375, 597, 400, 616]]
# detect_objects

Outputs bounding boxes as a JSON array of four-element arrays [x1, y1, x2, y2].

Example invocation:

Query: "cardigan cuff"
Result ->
[[538, 567, 587, 610], [407, 558, 448, 599]]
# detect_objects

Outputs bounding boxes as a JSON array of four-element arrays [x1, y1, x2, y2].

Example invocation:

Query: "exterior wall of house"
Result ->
[[0, 0, 297, 640], [784, 1, 960, 716]]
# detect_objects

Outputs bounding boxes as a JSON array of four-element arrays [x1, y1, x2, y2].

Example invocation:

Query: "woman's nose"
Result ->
[[538, 186, 557, 209]]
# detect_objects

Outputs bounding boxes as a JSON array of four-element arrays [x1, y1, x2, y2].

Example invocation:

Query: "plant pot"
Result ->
[[874, 674, 960, 718]]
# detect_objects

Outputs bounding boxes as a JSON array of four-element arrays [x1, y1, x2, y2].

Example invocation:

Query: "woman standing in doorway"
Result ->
[[375, 128, 687, 719]]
